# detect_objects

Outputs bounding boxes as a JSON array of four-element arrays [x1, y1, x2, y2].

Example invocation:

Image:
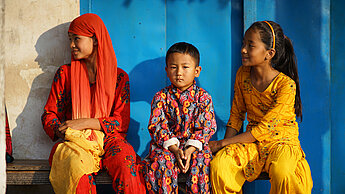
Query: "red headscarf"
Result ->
[[68, 13, 117, 119]]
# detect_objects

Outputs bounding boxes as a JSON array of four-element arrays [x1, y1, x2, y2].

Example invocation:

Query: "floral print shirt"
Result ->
[[148, 82, 217, 151]]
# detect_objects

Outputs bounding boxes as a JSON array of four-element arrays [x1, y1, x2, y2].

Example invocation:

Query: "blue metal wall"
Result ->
[[80, 0, 343, 193], [243, 0, 332, 193], [331, 0, 345, 193], [80, 0, 243, 157]]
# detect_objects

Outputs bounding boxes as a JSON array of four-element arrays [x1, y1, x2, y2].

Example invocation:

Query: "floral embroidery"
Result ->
[[102, 119, 120, 133], [57, 90, 68, 113], [243, 78, 252, 92], [88, 174, 96, 186], [42, 66, 143, 193], [225, 66, 302, 181], [114, 178, 125, 194], [120, 81, 130, 103], [125, 155, 137, 177], [49, 118, 60, 132], [54, 67, 63, 82], [244, 160, 255, 178], [116, 72, 124, 89], [108, 145, 122, 156]]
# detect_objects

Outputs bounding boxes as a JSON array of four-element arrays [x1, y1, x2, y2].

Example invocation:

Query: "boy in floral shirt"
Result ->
[[144, 42, 217, 193]]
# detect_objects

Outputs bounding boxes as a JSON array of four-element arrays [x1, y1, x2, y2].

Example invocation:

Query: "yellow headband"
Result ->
[[263, 21, 275, 49]]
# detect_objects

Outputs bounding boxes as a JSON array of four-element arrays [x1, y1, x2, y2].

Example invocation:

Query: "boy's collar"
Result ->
[[170, 80, 196, 94]]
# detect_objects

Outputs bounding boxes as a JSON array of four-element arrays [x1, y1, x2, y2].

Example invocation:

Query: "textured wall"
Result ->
[[1, 0, 7, 191], [4, 0, 79, 159]]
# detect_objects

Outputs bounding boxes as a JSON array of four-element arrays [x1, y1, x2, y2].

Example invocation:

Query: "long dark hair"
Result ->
[[249, 21, 302, 121]]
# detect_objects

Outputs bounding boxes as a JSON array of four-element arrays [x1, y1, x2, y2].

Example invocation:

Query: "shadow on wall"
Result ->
[[129, 57, 166, 104], [127, 57, 166, 157], [12, 23, 71, 159]]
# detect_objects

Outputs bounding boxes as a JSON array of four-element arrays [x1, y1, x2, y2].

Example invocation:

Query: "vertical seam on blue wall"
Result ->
[[164, 0, 168, 86], [80, 0, 92, 14], [321, 0, 331, 193], [243, 0, 257, 31], [329, 0, 333, 192]]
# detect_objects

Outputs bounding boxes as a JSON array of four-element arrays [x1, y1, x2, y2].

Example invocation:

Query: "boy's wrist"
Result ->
[[168, 144, 179, 154], [186, 145, 197, 152]]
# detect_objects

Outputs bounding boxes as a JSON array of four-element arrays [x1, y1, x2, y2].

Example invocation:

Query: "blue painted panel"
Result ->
[[331, 0, 345, 193], [243, 0, 276, 30], [80, 1, 335, 193], [81, 0, 166, 156], [166, 0, 235, 140], [244, 0, 331, 193], [276, 1, 330, 193], [81, 0, 243, 157]]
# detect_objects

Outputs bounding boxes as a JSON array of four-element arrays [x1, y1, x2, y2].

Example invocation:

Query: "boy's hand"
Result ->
[[209, 140, 223, 154], [169, 145, 185, 171], [182, 146, 196, 173]]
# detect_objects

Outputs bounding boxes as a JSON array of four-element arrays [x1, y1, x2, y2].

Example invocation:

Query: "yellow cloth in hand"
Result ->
[[50, 128, 105, 194]]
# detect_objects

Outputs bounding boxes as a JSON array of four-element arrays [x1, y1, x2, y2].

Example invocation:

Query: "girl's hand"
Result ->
[[209, 140, 223, 154], [182, 146, 196, 173], [169, 145, 185, 171], [54, 125, 66, 139], [57, 118, 101, 137]]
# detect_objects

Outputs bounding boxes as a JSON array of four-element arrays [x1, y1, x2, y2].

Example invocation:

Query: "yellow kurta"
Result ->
[[211, 66, 313, 194]]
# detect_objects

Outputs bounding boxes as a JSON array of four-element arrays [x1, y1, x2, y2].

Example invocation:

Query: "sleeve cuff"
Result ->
[[163, 137, 180, 150], [186, 139, 203, 150], [250, 128, 267, 142]]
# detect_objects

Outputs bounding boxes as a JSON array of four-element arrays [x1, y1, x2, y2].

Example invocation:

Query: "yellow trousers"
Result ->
[[210, 143, 313, 194]]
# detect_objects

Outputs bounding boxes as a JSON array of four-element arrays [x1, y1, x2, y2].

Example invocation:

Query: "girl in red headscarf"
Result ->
[[42, 13, 146, 194]]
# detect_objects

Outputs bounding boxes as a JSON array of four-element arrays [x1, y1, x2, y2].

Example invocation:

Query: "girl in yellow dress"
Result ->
[[209, 21, 313, 194]]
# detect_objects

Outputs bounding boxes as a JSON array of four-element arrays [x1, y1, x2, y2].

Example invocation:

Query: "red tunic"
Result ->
[[42, 64, 129, 141], [42, 64, 145, 193]]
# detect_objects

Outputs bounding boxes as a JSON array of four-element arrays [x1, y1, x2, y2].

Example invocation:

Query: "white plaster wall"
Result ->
[[4, 0, 79, 159], [1, 0, 7, 191], [0, 61, 6, 193], [0, 63, 6, 194]]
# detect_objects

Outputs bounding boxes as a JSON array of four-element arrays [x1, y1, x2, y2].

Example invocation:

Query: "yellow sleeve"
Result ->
[[226, 67, 246, 132], [250, 78, 296, 141]]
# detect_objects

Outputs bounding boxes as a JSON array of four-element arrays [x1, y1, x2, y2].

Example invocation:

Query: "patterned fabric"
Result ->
[[76, 174, 97, 194], [211, 66, 313, 193], [145, 83, 216, 193], [225, 65, 306, 181], [42, 65, 145, 193]]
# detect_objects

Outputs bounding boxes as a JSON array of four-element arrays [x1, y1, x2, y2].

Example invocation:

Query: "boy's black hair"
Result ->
[[249, 21, 303, 121], [166, 42, 200, 66]]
